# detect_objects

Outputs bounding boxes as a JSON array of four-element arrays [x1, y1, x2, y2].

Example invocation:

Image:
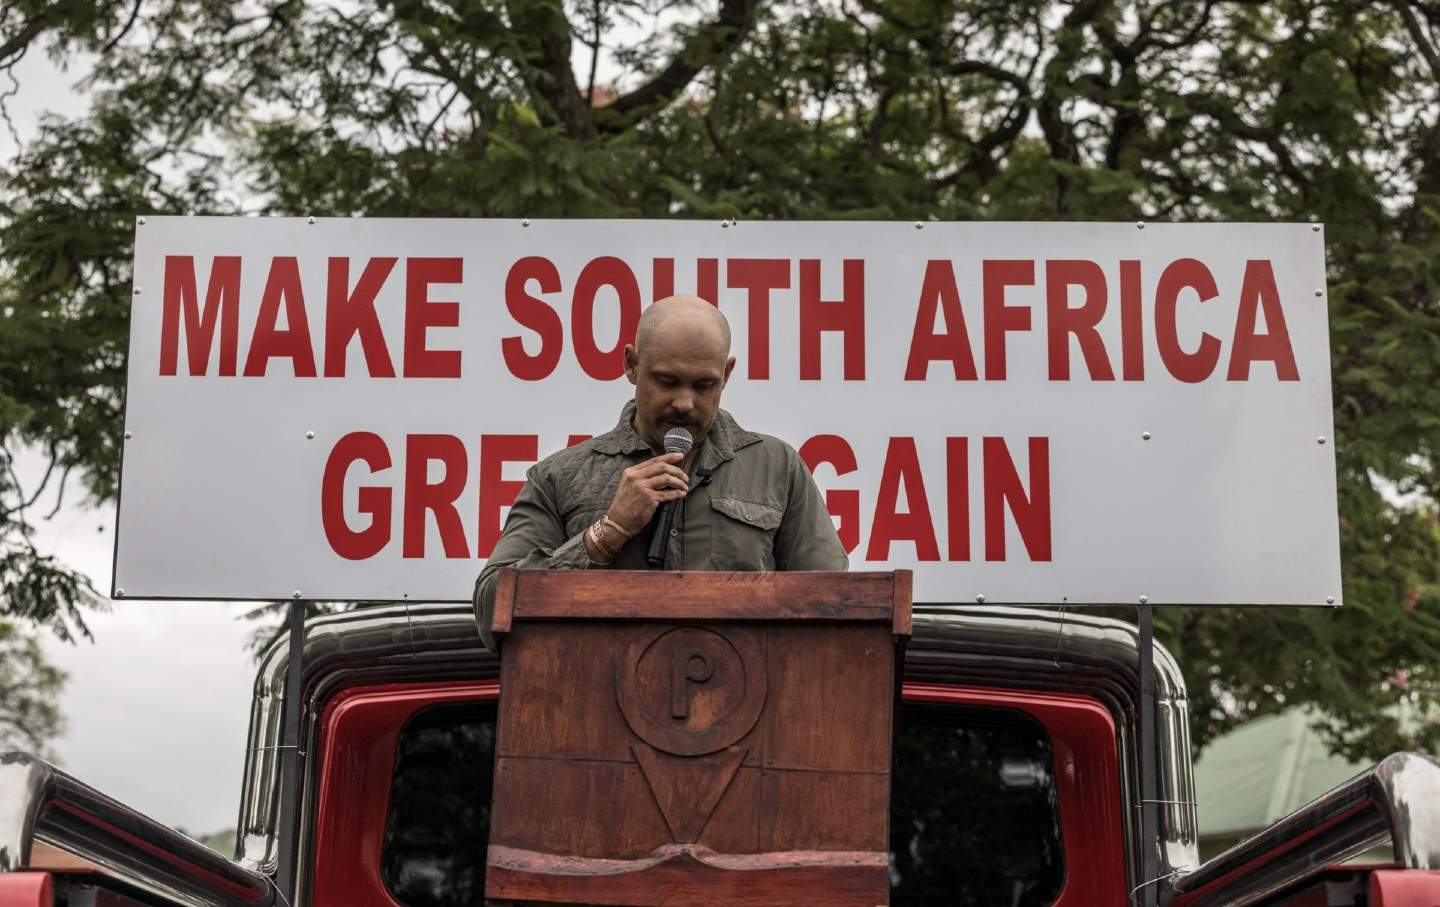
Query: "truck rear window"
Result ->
[[382, 702, 496, 904], [889, 703, 1065, 904], [382, 700, 1064, 906]]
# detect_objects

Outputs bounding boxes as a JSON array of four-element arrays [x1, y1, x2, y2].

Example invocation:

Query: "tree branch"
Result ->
[[503, 0, 593, 139], [100, 0, 144, 56], [586, 0, 602, 103], [0, 16, 45, 66], [1394, 0, 1440, 83], [1035, 0, 1110, 208], [598, 0, 759, 133]]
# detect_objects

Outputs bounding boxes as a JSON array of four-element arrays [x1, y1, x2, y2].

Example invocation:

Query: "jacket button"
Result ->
[[670, 529, 678, 537]]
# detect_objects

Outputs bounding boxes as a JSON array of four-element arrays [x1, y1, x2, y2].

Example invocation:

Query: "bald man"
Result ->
[[472, 295, 848, 650]]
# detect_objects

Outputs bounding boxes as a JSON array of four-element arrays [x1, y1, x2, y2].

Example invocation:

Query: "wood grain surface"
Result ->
[[494, 569, 910, 629], [487, 845, 890, 906], [486, 570, 910, 905]]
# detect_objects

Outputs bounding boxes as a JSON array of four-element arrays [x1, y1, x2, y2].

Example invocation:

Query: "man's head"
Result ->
[[624, 294, 736, 452]]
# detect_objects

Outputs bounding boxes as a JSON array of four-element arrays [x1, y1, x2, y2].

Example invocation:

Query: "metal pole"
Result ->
[[1138, 603, 1158, 907], [275, 600, 305, 901]]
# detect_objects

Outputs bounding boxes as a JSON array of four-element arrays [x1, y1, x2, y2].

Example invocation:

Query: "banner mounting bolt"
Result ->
[[1326, 596, 1336, 604], [1136, 221, 1145, 230], [1139, 594, 1149, 604], [292, 590, 302, 599], [1142, 431, 1151, 440], [1312, 224, 1322, 232], [123, 431, 133, 439], [133, 287, 141, 295], [307, 215, 315, 225], [115, 589, 124, 598], [521, 218, 530, 227], [1317, 435, 1327, 444], [975, 594, 985, 603], [914, 221, 924, 230], [305, 431, 315, 440], [721, 220, 730, 228], [1314, 288, 1323, 297], [137, 217, 146, 226]]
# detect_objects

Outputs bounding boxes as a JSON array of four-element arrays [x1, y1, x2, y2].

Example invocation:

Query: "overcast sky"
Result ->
[[7, 49, 258, 837]]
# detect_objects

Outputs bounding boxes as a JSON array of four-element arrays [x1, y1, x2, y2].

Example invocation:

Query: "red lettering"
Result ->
[[160, 255, 241, 376], [652, 259, 719, 304], [566, 434, 592, 447], [1155, 258, 1221, 383], [866, 437, 939, 561], [905, 260, 977, 381], [982, 260, 1034, 380], [983, 437, 1051, 562], [1120, 259, 1144, 381], [799, 259, 865, 380], [404, 258, 463, 378], [477, 434, 538, 558], [321, 432, 392, 559], [324, 257, 396, 378], [1228, 260, 1299, 381], [798, 434, 860, 553], [946, 437, 970, 561], [402, 434, 469, 558], [243, 257, 317, 377], [573, 256, 641, 380], [1045, 260, 1114, 381], [727, 259, 790, 380], [502, 256, 563, 381]]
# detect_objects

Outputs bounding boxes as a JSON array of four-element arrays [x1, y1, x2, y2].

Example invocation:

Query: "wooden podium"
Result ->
[[484, 569, 911, 906]]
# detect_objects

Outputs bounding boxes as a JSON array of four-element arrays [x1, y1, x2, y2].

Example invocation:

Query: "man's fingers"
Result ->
[[644, 482, 689, 499], [632, 465, 688, 486], [646, 473, 689, 492], [631, 460, 687, 480], [638, 452, 684, 468]]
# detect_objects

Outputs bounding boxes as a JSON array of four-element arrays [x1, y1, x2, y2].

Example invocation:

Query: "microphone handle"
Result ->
[[646, 500, 679, 567]]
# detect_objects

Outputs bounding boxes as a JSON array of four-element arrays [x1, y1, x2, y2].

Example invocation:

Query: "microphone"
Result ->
[[646, 427, 694, 568]]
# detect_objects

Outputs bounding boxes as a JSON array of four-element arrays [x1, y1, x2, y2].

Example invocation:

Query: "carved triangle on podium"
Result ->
[[631, 742, 746, 844]]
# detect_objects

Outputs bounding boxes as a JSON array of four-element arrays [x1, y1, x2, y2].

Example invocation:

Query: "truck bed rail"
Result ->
[[1168, 751, 1440, 906], [0, 752, 274, 907]]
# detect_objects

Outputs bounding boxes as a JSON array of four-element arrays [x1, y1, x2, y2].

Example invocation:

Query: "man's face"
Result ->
[[624, 335, 736, 452]]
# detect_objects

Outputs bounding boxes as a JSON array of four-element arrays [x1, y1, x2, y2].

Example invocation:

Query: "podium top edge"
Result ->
[[499, 569, 912, 633]]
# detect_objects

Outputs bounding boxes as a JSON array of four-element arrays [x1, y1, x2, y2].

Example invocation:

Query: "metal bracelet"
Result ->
[[594, 519, 620, 556], [601, 514, 637, 540], [588, 521, 617, 563]]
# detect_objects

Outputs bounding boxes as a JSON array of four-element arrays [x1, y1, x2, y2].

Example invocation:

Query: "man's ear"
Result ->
[[623, 344, 640, 386], [723, 355, 736, 384]]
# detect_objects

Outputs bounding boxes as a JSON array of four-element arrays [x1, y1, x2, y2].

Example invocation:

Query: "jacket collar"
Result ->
[[593, 400, 762, 468]]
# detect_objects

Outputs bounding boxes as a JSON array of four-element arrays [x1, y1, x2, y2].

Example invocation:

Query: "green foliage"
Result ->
[[0, 618, 67, 756], [4, 0, 1440, 759]]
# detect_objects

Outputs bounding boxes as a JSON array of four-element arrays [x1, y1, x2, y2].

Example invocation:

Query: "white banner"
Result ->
[[114, 217, 1340, 606]]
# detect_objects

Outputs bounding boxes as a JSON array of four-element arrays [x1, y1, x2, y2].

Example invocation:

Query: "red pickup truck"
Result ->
[[3, 604, 1439, 905]]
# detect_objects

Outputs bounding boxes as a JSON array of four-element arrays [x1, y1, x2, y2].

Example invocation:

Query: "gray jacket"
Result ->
[[472, 401, 849, 649]]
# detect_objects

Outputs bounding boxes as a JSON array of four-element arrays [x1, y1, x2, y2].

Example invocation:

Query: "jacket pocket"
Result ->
[[709, 495, 782, 570]]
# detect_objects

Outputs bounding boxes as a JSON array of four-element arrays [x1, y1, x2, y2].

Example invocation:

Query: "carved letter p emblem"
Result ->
[[672, 651, 714, 719]]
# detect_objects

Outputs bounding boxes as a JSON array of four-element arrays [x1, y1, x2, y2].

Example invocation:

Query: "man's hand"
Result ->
[[607, 452, 689, 534]]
